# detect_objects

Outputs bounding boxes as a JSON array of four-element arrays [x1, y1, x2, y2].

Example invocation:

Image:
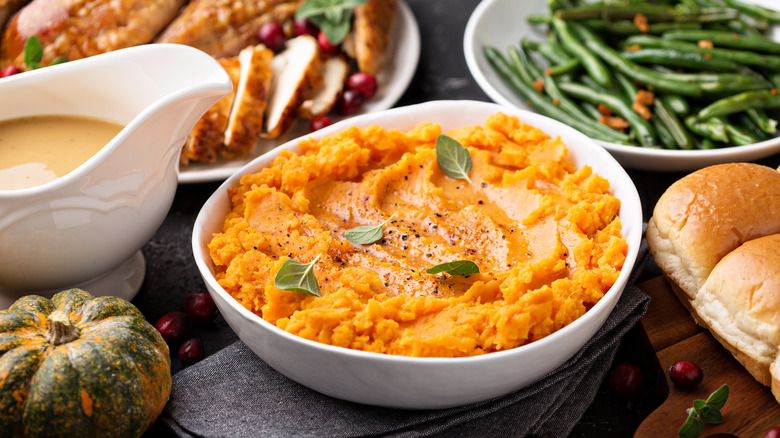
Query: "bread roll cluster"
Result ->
[[647, 162, 780, 402]]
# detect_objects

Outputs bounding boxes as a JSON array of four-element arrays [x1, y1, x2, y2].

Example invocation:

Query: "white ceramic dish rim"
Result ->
[[178, 0, 421, 183], [193, 100, 643, 372], [463, 0, 780, 172]]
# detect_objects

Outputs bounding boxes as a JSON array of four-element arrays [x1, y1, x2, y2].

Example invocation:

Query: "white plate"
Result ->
[[178, 0, 420, 183], [464, 0, 780, 172]]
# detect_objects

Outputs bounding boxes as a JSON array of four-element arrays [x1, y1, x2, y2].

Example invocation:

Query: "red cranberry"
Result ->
[[154, 311, 194, 346], [346, 72, 378, 99], [608, 362, 645, 399], [181, 292, 219, 324], [669, 360, 703, 389], [257, 22, 286, 53], [0, 65, 22, 78], [317, 30, 339, 55], [309, 114, 332, 132], [293, 18, 318, 37], [764, 427, 780, 438], [178, 338, 205, 366], [337, 89, 364, 115]]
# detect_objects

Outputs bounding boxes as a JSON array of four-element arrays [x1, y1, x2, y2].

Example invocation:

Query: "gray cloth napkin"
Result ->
[[161, 248, 651, 438]]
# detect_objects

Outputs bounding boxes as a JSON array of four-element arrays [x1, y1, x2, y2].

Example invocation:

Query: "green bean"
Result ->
[[528, 14, 552, 24], [551, 18, 613, 88], [522, 39, 573, 65], [654, 98, 694, 149], [662, 29, 780, 54], [581, 101, 604, 120], [653, 117, 678, 148], [717, 116, 761, 145], [737, 112, 770, 140], [581, 38, 702, 96], [547, 58, 581, 76], [699, 138, 717, 149], [506, 45, 536, 85], [746, 108, 777, 134], [649, 71, 771, 94], [555, 3, 738, 22], [558, 81, 657, 146], [482, 46, 629, 144], [581, 19, 702, 36], [684, 116, 729, 142], [695, 89, 780, 120], [721, 0, 780, 24], [624, 34, 780, 69], [615, 73, 638, 103], [660, 95, 690, 116], [620, 48, 744, 72]]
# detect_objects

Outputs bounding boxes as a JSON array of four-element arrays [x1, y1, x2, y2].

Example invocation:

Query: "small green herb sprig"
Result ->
[[274, 254, 322, 297], [426, 260, 480, 276], [436, 135, 473, 183], [295, 0, 367, 45], [678, 384, 729, 438], [345, 213, 396, 244], [24, 36, 67, 70]]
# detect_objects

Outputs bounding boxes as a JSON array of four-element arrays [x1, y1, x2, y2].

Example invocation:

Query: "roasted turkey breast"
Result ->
[[155, 0, 305, 59], [0, 0, 185, 67]]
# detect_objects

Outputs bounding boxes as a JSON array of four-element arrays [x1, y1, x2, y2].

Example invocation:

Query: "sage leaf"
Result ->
[[705, 384, 729, 409], [345, 213, 396, 245], [295, 0, 367, 44], [677, 410, 703, 438], [436, 135, 472, 183], [696, 403, 723, 424], [274, 254, 322, 297], [425, 260, 479, 276], [24, 36, 43, 69]]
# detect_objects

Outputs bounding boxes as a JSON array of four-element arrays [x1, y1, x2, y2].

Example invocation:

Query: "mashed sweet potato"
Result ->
[[208, 112, 627, 357]]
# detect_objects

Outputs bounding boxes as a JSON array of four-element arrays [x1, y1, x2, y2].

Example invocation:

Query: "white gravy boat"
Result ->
[[0, 44, 232, 308]]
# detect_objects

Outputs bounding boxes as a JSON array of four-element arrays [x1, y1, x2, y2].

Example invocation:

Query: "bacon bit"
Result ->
[[635, 89, 654, 106], [624, 44, 642, 52], [532, 78, 544, 93], [553, 98, 560, 106], [731, 33, 740, 41], [545, 67, 553, 76], [773, 89, 779, 95], [633, 13, 649, 33], [632, 101, 653, 120], [705, 53, 712, 59], [597, 104, 613, 116], [698, 40, 714, 49], [599, 115, 630, 130]]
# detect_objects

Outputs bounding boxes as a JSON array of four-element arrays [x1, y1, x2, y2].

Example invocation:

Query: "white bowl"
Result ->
[[192, 100, 643, 409], [0, 45, 231, 308], [463, 0, 780, 172]]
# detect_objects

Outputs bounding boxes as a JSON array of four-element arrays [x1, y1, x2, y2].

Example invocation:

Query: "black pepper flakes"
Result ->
[[403, 245, 409, 250], [481, 182, 487, 188], [402, 235, 408, 240]]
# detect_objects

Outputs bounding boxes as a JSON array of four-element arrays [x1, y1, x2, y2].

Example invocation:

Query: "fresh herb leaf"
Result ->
[[50, 56, 69, 66], [425, 260, 480, 276], [436, 135, 473, 183], [345, 213, 396, 245], [678, 409, 703, 438], [705, 384, 729, 409], [295, 0, 367, 45], [695, 403, 723, 424], [677, 384, 729, 438], [24, 36, 43, 69], [274, 254, 322, 297]]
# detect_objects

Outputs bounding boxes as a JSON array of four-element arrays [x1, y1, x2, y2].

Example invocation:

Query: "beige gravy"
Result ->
[[0, 115, 124, 190]]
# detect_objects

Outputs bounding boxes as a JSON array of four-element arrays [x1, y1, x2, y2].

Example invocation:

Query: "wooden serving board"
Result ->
[[634, 277, 780, 438]]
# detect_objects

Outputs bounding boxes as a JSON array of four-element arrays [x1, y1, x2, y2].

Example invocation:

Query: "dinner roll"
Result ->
[[646, 162, 780, 299], [646, 162, 780, 403], [695, 234, 780, 392]]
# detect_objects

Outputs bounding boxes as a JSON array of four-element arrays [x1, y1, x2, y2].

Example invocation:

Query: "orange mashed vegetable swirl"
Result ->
[[208, 112, 628, 357]]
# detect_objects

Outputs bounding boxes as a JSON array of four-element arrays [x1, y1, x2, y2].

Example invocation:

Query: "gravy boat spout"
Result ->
[[0, 44, 232, 307]]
